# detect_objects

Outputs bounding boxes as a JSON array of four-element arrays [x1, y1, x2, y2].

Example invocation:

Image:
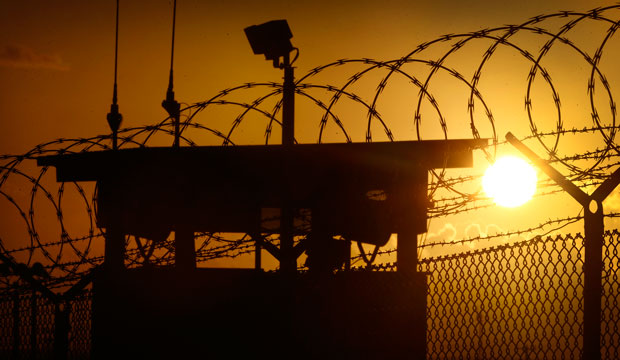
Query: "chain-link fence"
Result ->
[[0, 292, 54, 359], [421, 235, 584, 359], [0, 290, 91, 360], [602, 230, 620, 360], [1, 230, 618, 359], [418, 230, 619, 360]]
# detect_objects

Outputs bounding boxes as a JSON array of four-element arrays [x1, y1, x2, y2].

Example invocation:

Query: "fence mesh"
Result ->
[[0, 291, 91, 360], [417, 230, 619, 359], [420, 234, 585, 359], [602, 230, 620, 360], [0, 230, 618, 359], [67, 291, 91, 360]]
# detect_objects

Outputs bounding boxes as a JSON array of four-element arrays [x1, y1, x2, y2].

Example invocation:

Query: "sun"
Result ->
[[483, 156, 537, 207]]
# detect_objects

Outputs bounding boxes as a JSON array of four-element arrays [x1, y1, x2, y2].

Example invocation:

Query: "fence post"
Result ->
[[12, 293, 20, 359], [53, 302, 70, 360], [583, 205, 604, 360], [30, 292, 37, 360]]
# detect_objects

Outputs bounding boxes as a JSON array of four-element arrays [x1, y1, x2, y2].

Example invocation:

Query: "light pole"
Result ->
[[245, 20, 298, 273]]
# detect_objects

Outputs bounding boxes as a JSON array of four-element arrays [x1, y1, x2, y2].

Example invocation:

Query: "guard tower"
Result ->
[[38, 138, 485, 359]]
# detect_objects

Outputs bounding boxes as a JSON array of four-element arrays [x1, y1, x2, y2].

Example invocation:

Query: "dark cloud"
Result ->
[[0, 44, 69, 71]]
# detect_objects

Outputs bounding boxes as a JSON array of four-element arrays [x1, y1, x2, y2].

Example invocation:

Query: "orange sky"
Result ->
[[0, 0, 615, 154], [1, 0, 620, 267]]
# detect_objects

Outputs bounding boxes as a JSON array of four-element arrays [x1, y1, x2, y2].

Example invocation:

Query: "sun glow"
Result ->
[[483, 156, 537, 208]]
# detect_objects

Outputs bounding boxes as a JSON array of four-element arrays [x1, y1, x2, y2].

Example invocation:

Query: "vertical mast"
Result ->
[[106, 0, 123, 150], [162, 0, 181, 147]]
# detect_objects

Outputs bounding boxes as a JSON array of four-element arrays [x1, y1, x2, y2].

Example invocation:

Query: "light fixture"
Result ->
[[244, 19, 294, 68]]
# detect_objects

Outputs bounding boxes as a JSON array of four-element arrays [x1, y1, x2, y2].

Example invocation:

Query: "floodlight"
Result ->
[[244, 20, 293, 64]]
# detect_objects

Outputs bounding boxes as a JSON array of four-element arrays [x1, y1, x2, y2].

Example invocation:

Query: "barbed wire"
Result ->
[[2, 5, 620, 293]]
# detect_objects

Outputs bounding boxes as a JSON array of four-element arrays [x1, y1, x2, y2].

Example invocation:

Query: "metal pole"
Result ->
[[103, 226, 125, 273], [396, 170, 426, 274], [282, 56, 295, 147], [280, 207, 295, 274], [53, 302, 69, 360], [162, 0, 181, 148], [583, 201, 603, 360], [174, 228, 196, 271], [101, 178, 126, 273], [280, 54, 296, 274], [30, 291, 37, 359], [106, 0, 122, 150], [12, 292, 20, 359], [253, 233, 262, 270], [397, 230, 418, 274]]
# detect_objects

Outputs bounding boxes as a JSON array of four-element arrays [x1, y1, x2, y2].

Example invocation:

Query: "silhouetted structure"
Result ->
[[38, 139, 484, 358], [2, 6, 619, 358]]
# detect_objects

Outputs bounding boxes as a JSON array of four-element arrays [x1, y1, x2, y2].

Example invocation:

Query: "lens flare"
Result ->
[[483, 156, 537, 207]]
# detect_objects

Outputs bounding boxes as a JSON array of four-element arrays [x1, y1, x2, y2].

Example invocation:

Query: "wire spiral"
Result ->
[[2, 6, 620, 292]]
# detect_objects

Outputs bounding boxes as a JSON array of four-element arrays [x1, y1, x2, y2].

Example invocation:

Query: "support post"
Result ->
[[345, 239, 351, 271], [279, 206, 296, 274], [397, 230, 418, 274], [53, 302, 70, 360], [12, 292, 20, 359], [396, 168, 425, 275], [253, 233, 262, 271], [175, 228, 196, 271], [583, 201, 603, 360], [103, 227, 125, 273], [282, 57, 295, 147], [279, 55, 296, 274], [30, 292, 37, 359]]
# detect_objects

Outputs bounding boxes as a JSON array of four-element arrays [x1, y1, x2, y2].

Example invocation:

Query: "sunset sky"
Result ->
[[1, 0, 620, 266], [1, 0, 615, 154]]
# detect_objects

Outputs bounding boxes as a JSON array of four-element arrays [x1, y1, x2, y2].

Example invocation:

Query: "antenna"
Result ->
[[162, 0, 181, 148], [106, 0, 123, 150]]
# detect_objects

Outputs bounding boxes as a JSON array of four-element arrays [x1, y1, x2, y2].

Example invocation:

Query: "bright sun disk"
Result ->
[[483, 156, 537, 207]]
